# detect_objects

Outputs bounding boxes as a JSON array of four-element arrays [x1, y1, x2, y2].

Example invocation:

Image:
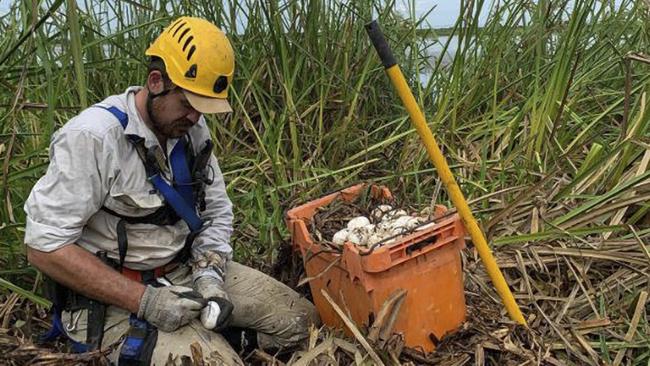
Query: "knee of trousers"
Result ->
[[259, 300, 321, 349]]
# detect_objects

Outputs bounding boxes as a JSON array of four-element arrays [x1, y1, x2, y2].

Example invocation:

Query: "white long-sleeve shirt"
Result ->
[[24, 86, 233, 279]]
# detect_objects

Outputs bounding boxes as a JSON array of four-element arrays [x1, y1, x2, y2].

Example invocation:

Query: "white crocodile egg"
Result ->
[[391, 215, 413, 229], [367, 233, 385, 246], [347, 230, 365, 245], [364, 224, 376, 233], [377, 221, 393, 231], [383, 209, 408, 221], [371, 205, 393, 220], [347, 216, 371, 230], [332, 229, 349, 245], [405, 217, 420, 229], [390, 224, 409, 236]]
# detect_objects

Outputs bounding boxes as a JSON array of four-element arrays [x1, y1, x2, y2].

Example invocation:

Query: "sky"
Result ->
[[0, 2, 9, 16], [0, 1, 472, 28], [395, 0, 491, 28]]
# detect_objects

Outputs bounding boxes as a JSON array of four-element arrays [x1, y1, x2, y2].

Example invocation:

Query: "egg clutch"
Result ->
[[330, 205, 437, 248]]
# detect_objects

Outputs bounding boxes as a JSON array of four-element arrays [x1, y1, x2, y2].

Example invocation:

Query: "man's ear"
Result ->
[[146, 70, 166, 95]]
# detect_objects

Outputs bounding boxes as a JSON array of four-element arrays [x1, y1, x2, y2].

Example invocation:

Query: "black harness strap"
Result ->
[[102, 205, 181, 268]]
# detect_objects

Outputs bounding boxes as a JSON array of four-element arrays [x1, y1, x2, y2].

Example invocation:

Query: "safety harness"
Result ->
[[94, 105, 213, 268], [41, 104, 215, 362]]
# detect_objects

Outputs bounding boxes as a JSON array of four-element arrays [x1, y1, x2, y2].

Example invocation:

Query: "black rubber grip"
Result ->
[[365, 20, 396, 68]]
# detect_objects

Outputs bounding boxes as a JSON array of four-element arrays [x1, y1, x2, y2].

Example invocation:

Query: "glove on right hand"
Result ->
[[137, 285, 206, 332]]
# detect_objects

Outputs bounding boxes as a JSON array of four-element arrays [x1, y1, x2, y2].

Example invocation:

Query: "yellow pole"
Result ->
[[366, 21, 526, 325]]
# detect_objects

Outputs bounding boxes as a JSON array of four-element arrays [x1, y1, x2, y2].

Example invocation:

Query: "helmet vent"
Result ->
[[213, 76, 228, 93], [184, 64, 197, 78], [183, 36, 194, 52], [187, 45, 196, 61], [167, 19, 183, 34], [172, 22, 187, 37], [176, 27, 196, 61], [178, 28, 190, 43]]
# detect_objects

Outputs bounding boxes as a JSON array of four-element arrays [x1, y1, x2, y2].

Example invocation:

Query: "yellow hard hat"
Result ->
[[146, 17, 234, 114]]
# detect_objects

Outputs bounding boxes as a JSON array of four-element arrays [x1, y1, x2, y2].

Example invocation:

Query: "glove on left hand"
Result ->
[[195, 276, 233, 330], [200, 297, 234, 330]]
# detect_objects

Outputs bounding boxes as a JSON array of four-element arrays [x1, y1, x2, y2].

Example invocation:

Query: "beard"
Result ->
[[146, 94, 194, 140]]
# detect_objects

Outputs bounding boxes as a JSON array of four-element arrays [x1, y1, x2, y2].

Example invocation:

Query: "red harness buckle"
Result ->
[[120, 262, 179, 283]]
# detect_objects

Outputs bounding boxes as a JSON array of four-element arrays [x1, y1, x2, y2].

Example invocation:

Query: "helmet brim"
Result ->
[[183, 89, 232, 114]]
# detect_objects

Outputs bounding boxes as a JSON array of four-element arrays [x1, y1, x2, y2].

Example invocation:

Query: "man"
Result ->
[[24, 16, 318, 365]]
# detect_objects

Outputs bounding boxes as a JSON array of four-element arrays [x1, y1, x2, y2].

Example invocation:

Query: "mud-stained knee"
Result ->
[[283, 302, 321, 343]]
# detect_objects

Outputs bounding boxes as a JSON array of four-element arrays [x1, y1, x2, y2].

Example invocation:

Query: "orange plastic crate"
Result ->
[[286, 184, 467, 352]]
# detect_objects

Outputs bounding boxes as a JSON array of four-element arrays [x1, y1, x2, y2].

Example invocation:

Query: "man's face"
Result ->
[[148, 86, 202, 140]]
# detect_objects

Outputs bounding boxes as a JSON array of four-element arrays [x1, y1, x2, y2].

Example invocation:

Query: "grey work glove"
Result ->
[[137, 285, 206, 332], [194, 276, 233, 330]]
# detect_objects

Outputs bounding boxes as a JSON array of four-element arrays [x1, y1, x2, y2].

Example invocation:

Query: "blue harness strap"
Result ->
[[94, 104, 203, 232], [98, 105, 128, 128], [170, 139, 194, 208], [148, 173, 203, 231]]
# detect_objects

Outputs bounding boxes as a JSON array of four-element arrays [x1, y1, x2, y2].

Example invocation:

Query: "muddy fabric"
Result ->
[[224, 262, 320, 350], [24, 86, 234, 278], [62, 261, 319, 363]]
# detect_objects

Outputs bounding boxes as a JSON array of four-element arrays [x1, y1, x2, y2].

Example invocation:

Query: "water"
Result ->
[[418, 35, 460, 85]]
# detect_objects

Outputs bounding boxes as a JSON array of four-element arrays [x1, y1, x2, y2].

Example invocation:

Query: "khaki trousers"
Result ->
[[62, 262, 319, 365]]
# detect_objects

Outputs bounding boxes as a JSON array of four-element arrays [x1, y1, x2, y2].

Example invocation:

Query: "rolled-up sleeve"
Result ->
[[191, 154, 234, 280], [24, 128, 109, 252]]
